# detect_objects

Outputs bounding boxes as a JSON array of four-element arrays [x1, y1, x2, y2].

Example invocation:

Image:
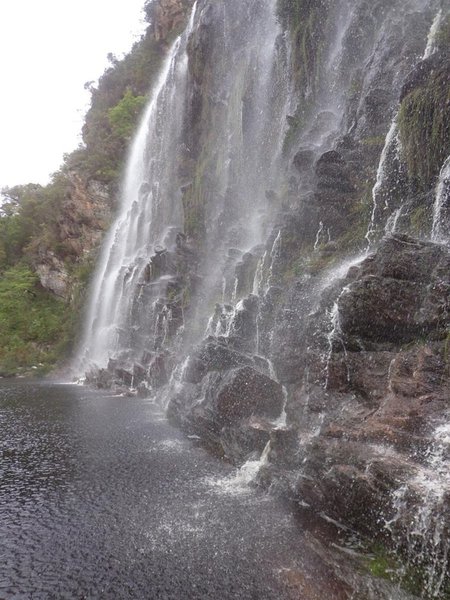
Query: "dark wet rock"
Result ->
[[293, 149, 316, 173], [235, 253, 259, 299], [400, 53, 446, 101], [85, 367, 113, 389], [114, 367, 134, 387], [229, 295, 259, 352], [315, 151, 355, 194], [267, 427, 300, 470], [227, 248, 243, 260], [221, 418, 271, 463], [211, 366, 283, 424], [168, 367, 283, 457], [362, 87, 392, 131], [148, 353, 169, 389], [339, 236, 450, 349], [264, 235, 450, 558], [182, 339, 253, 384], [132, 363, 147, 386]]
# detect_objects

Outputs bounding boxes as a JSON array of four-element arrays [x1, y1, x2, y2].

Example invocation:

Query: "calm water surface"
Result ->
[[0, 380, 350, 599]]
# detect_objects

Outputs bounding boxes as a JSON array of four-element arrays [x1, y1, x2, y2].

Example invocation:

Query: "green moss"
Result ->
[[337, 184, 373, 251], [366, 550, 399, 581], [305, 250, 336, 275], [182, 155, 208, 241], [364, 542, 450, 599], [361, 135, 386, 147], [277, 0, 329, 90], [409, 205, 429, 236], [436, 14, 450, 53], [282, 98, 315, 153], [398, 65, 450, 190]]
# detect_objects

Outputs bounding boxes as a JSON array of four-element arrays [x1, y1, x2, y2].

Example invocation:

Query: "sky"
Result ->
[[0, 0, 147, 190]]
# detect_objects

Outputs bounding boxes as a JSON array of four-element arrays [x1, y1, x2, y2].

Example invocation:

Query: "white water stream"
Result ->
[[76, 6, 198, 372], [431, 156, 450, 244]]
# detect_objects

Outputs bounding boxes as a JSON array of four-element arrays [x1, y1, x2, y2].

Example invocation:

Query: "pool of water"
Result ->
[[0, 380, 346, 599], [0, 380, 418, 599]]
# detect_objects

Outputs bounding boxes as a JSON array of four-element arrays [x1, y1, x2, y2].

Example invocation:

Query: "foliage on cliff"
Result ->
[[0, 266, 71, 376], [0, 177, 69, 268]]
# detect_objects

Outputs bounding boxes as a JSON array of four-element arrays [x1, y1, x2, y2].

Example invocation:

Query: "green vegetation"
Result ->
[[277, 0, 329, 87], [0, 176, 72, 268], [0, 266, 72, 376], [68, 32, 165, 184], [108, 89, 147, 140], [436, 13, 450, 54], [364, 543, 450, 599], [366, 546, 399, 582], [361, 135, 386, 147]]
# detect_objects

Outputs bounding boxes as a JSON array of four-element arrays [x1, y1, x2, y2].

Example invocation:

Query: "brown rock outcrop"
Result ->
[[152, 0, 193, 42]]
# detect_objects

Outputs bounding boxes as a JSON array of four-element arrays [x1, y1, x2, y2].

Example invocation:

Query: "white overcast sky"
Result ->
[[0, 0, 147, 189]]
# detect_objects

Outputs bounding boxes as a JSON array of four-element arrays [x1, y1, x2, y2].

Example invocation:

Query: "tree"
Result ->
[[108, 88, 147, 140]]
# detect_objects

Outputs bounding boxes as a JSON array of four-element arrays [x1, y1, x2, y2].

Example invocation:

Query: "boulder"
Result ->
[[211, 366, 284, 425], [338, 236, 450, 349], [315, 151, 355, 194], [182, 339, 253, 384]]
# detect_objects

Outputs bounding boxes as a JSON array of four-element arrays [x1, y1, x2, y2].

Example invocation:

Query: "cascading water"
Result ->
[[70, 0, 450, 593], [384, 420, 450, 598], [75, 0, 292, 378], [365, 7, 444, 249], [365, 118, 402, 248], [76, 5, 198, 373], [431, 156, 450, 244]]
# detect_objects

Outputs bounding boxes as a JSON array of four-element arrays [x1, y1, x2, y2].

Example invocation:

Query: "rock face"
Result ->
[[32, 173, 113, 300], [265, 236, 450, 575], [338, 236, 449, 349], [80, 1, 450, 595], [34, 255, 70, 300], [151, 0, 193, 42], [168, 333, 284, 460], [58, 173, 112, 261]]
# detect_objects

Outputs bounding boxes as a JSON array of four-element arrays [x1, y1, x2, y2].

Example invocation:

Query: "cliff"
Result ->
[[0, 0, 193, 375], [1, 0, 450, 596], [79, 1, 449, 596]]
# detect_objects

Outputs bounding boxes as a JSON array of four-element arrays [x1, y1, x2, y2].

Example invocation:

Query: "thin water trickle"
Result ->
[[423, 9, 443, 59], [365, 8, 444, 249], [385, 419, 450, 598], [365, 118, 400, 249], [431, 156, 450, 244]]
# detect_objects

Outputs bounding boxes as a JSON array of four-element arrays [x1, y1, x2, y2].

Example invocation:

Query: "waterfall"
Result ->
[[385, 420, 450, 598], [431, 156, 450, 244], [76, 5, 198, 372], [423, 9, 443, 59], [365, 7, 444, 249], [365, 118, 401, 249], [75, 0, 290, 378]]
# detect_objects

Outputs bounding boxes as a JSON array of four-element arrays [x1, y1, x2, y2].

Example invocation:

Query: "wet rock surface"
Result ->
[[266, 235, 450, 576], [78, 2, 450, 596]]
